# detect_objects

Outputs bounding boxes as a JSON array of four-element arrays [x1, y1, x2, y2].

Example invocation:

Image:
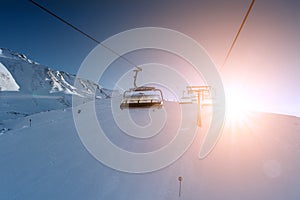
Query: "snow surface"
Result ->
[[0, 62, 19, 91], [0, 99, 300, 200]]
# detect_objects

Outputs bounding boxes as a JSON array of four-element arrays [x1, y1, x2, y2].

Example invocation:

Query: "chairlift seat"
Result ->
[[120, 86, 163, 109]]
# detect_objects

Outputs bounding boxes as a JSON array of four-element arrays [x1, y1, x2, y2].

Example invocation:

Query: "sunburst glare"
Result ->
[[225, 85, 253, 127]]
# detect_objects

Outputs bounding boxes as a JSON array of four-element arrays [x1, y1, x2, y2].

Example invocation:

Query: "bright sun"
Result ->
[[225, 86, 252, 125]]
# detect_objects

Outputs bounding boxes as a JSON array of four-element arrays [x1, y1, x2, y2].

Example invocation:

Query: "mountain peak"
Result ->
[[0, 48, 38, 65]]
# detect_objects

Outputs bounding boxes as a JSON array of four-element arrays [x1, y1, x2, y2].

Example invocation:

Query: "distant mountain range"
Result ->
[[0, 48, 110, 121]]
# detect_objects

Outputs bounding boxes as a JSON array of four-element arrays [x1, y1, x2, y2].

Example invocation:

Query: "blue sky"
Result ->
[[0, 0, 299, 116]]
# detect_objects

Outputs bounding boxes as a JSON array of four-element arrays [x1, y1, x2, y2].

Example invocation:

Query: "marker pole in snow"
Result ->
[[178, 176, 183, 197]]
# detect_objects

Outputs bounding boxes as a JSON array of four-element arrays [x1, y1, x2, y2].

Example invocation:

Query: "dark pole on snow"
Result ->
[[178, 176, 183, 197]]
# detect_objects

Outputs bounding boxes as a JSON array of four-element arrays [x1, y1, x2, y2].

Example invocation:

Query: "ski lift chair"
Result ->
[[120, 86, 163, 109]]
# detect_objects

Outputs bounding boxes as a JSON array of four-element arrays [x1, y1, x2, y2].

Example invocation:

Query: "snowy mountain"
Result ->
[[0, 62, 19, 91], [0, 48, 110, 121]]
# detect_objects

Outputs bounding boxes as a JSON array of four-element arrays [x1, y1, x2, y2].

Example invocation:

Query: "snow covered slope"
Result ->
[[0, 48, 110, 121], [0, 98, 300, 200], [1, 48, 300, 200], [0, 62, 19, 91]]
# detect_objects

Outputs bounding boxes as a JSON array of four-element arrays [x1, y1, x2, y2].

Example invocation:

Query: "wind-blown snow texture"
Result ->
[[0, 48, 300, 200]]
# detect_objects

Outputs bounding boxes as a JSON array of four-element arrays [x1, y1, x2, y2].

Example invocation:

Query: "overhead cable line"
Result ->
[[29, 0, 139, 69], [221, 0, 255, 69]]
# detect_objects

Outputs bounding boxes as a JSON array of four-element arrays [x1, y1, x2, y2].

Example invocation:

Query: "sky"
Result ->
[[0, 0, 299, 116]]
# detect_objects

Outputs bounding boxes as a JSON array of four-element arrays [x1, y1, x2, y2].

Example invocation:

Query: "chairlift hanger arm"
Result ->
[[133, 67, 142, 88]]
